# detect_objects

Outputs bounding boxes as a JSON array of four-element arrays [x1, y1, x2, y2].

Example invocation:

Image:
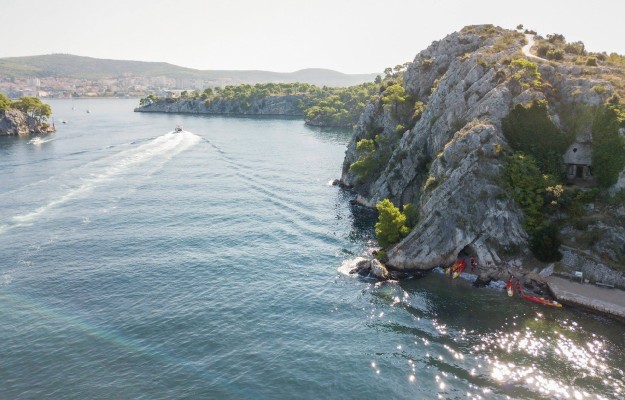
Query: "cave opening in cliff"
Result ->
[[458, 245, 476, 259]]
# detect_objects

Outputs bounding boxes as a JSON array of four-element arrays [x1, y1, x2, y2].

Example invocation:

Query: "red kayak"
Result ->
[[521, 293, 562, 308], [451, 259, 466, 279]]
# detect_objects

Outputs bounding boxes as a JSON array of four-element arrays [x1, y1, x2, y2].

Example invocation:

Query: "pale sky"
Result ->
[[2, 0, 623, 74]]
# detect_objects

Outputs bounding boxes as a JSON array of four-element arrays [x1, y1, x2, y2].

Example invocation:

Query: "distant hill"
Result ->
[[0, 54, 378, 87]]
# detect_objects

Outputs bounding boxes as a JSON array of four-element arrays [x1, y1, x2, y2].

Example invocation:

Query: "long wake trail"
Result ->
[[0, 131, 201, 234]]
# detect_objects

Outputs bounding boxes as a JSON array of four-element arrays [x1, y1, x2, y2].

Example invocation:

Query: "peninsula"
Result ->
[[340, 25, 625, 320], [134, 82, 381, 128]]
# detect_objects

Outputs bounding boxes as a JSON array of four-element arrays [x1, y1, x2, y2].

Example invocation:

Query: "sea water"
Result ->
[[1, 99, 623, 399]]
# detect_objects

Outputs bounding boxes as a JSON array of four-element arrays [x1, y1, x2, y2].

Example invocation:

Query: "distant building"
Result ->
[[564, 135, 593, 182]]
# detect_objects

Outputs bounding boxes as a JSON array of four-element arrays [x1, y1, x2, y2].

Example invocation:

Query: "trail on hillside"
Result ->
[[522, 34, 548, 62]]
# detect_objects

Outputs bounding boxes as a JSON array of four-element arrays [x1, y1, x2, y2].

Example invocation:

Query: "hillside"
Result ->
[[0, 54, 377, 87], [340, 25, 625, 293]]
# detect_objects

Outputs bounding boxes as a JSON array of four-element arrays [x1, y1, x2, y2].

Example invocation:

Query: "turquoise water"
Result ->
[[1, 99, 623, 399]]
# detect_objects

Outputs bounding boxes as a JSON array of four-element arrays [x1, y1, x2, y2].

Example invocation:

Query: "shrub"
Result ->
[[402, 203, 419, 228], [509, 59, 541, 88], [381, 84, 408, 114], [501, 152, 552, 232], [547, 33, 566, 44], [350, 139, 377, 180], [607, 189, 625, 205], [412, 101, 426, 121], [375, 199, 409, 248], [502, 99, 572, 177], [421, 58, 433, 70], [0, 93, 13, 111], [423, 176, 438, 191], [349, 136, 391, 182], [564, 41, 586, 55], [592, 105, 625, 187], [585, 56, 598, 66], [546, 48, 565, 61], [594, 85, 607, 94], [530, 223, 562, 262], [536, 44, 551, 58]]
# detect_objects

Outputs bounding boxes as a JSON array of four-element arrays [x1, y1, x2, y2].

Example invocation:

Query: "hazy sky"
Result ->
[[3, 0, 623, 74]]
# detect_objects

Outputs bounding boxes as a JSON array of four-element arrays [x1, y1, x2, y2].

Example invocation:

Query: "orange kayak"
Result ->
[[522, 293, 562, 308]]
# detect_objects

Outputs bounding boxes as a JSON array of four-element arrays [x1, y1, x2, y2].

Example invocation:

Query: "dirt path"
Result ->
[[522, 34, 548, 62], [546, 276, 625, 321]]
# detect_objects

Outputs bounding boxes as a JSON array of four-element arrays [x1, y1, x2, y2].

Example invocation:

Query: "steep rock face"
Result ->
[[0, 109, 45, 136], [340, 25, 619, 272], [135, 95, 305, 116]]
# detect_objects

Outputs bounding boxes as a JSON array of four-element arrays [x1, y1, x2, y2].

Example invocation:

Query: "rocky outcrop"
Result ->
[[348, 258, 390, 280], [0, 109, 52, 136], [135, 95, 306, 116], [340, 25, 623, 278]]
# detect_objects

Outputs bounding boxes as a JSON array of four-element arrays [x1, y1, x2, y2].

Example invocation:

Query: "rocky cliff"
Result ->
[[135, 95, 306, 116], [341, 25, 625, 287], [0, 108, 53, 136]]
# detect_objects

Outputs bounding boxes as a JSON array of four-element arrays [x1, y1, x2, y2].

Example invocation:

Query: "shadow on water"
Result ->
[[304, 124, 353, 145], [0, 136, 27, 151], [343, 190, 376, 244]]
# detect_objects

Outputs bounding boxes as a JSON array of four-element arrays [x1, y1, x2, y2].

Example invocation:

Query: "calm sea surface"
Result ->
[[1, 99, 623, 399]]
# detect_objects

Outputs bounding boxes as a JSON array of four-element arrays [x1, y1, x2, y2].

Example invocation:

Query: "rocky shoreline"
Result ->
[[135, 96, 361, 129], [0, 108, 55, 136], [348, 252, 625, 321], [135, 96, 305, 116]]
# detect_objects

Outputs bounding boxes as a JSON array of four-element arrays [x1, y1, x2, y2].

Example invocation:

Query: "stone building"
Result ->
[[563, 137, 593, 181]]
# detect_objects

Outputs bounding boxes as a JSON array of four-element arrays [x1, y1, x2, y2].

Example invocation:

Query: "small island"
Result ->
[[0, 94, 54, 136]]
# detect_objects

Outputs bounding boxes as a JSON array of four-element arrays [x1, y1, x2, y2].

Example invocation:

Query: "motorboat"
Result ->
[[174, 125, 183, 133]]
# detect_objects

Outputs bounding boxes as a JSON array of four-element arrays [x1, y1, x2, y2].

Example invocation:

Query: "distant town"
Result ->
[[0, 75, 233, 99]]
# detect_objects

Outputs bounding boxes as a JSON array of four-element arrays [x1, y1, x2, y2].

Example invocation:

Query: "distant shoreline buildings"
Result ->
[[0, 75, 233, 99]]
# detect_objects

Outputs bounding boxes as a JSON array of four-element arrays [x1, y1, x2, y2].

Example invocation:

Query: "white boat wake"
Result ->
[[28, 137, 55, 145], [1, 131, 201, 234]]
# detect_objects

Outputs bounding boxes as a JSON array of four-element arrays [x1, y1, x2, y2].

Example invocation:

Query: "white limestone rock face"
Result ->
[[340, 25, 619, 273], [387, 122, 528, 270], [0, 109, 35, 136], [369, 259, 390, 280]]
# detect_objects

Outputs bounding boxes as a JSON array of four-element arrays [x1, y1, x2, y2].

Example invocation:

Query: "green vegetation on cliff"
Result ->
[[349, 135, 391, 182], [502, 99, 574, 177], [0, 93, 51, 122], [141, 81, 383, 128], [501, 152, 563, 262], [304, 82, 379, 127], [375, 199, 418, 248], [591, 101, 625, 187]]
